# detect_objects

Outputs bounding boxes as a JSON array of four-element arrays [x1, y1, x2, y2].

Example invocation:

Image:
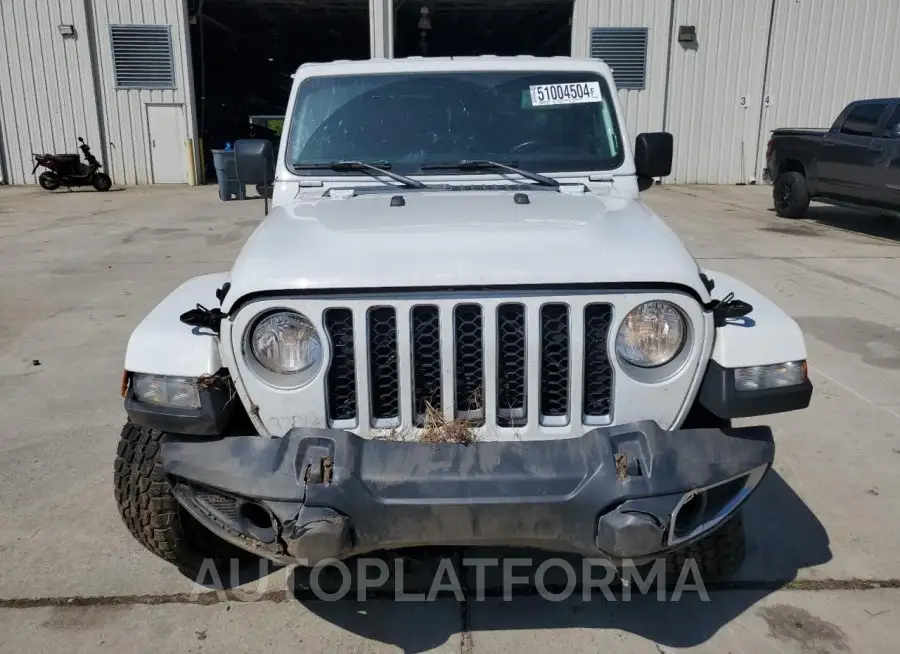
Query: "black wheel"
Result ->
[[38, 171, 60, 190], [773, 171, 809, 218], [666, 511, 746, 581], [92, 172, 112, 192], [114, 423, 242, 577]]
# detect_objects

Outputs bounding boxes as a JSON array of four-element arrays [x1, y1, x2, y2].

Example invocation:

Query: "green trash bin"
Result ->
[[211, 149, 246, 201]]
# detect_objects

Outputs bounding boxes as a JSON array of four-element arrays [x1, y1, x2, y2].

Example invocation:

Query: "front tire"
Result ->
[[38, 171, 60, 190], [773, 171, 810, 218], [114, 423, 239, 577], [92, 172, 112, 192], [665, 511, 746, 580]]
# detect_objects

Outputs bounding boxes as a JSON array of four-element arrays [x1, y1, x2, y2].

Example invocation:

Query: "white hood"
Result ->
[[221, 190, 708, 311]]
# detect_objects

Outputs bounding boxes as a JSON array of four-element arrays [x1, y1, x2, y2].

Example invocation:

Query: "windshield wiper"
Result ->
[[292, 161, 427, 189], [420, 160, 559, 188]]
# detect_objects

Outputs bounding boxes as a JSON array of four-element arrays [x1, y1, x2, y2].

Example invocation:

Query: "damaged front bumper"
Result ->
[[162, 421, 774, 566]]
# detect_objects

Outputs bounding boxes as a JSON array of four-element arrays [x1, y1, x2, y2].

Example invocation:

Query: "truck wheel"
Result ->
[[773, 171, 809, 218], [114, 423, 243, 577], [38, 172, 60, 190], [666, 511, 746, 581]]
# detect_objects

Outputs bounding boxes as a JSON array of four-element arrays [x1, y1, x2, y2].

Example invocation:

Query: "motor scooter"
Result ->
[[32, 137, 112, 191]]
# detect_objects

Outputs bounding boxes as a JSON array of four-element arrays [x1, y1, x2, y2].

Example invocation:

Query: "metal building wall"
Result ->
[[571, 0, 671, 138], [574, 0, 900, 185], [664, 0, 772, 184], [89, 0, 197, 185], [0, 0, 104, 185], [755, 0, 900, 180]]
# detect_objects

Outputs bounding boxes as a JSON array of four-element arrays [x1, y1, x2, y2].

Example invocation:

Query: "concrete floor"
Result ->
[[1, 183, 898, 652]]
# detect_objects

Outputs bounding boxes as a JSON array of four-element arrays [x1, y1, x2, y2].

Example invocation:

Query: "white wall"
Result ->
[[0, 0, 104, 185], [664, 0, 772, 184], [755, 0, 900, 180], [574, 0, 900, 185], [571, 0, 671, 139], [89, 0, 197, 185]]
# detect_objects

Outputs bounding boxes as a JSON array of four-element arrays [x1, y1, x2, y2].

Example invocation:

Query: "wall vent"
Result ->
[[109, 24, 176, 90], [589, 27, 648, 91]]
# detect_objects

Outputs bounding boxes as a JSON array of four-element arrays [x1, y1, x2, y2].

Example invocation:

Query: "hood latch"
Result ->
[[705, 292, 754, 327], [180, 304, 225, 334]]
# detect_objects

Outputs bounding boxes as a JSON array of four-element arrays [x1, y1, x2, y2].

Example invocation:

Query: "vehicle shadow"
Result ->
[[45, 187, 127, 193], [287, 469, 830, 653], [769, 204, 900, 242]]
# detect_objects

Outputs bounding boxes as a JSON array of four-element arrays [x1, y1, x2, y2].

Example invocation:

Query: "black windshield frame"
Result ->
[[285, 70, 626, 177]]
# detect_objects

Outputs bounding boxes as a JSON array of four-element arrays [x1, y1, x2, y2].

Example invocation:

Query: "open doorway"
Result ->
[[189, 0, 370, 181], [394, 0, 574, 58]]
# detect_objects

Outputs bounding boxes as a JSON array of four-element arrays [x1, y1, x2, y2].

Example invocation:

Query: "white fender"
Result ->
[[704, 269, 808, 368], [124, 273, 229, 377]]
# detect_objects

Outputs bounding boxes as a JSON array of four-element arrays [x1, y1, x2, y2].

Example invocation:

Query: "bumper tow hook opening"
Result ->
[[239, 502, 276, 544], [305, 456, 334, 485]]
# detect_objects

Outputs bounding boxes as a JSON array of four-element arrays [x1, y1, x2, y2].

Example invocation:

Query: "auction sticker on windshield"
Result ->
[[529, 82, 602, 107]]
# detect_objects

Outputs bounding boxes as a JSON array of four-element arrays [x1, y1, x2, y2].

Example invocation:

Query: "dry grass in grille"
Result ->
[[418, 402, 480, 446]]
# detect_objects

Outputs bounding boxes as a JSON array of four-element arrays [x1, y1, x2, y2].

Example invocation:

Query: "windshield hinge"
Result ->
[[588, 174, 615, 183], [704, 292, 754, 327], [559, 183, 589, 195]]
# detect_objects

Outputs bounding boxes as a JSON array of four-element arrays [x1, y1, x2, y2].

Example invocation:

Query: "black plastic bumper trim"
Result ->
[[161, 421, 774, 562], [697, 360, 813, 419]]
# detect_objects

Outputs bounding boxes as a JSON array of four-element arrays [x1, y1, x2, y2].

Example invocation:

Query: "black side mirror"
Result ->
[[634, 132, 673, 191], [234, 139, 275, 213]]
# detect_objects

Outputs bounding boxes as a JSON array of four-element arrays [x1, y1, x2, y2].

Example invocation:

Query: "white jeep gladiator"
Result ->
[[115, 56, 812, 580]]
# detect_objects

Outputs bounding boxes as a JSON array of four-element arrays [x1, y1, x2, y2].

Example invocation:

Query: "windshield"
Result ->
[[286, 71, 624, 175]]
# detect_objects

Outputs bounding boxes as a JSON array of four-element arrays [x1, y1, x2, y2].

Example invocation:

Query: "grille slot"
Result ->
[[454, 304, 484, 423], [367, 307, 400, 422], [324, 308, 357, 423], [583, 304, 614, 418], [411, 305, 442, 425], [540, 304, 570, 423], [496, 303, 527, 426]]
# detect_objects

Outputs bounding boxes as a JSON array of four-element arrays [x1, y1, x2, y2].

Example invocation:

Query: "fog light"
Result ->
[[734, 361, 807, 392], [132, 373, 200, 409]]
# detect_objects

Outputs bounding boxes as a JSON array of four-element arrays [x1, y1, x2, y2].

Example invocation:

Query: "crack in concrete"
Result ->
[[1, 579, 898, 610]]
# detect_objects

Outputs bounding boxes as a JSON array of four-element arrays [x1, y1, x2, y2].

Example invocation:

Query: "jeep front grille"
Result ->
[[411, 305, 441, 424], [323, 301, 614, 430], [324, 308, 357, 421], [367, 307, 400, 423]]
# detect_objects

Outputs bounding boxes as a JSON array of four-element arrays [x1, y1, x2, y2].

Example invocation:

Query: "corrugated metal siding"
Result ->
[[571, 0, 670, 138], [755, 0, 900, 180], [90, 0, 196, 185], [0, 0, 103, 185], [664, 0, 772, 184]]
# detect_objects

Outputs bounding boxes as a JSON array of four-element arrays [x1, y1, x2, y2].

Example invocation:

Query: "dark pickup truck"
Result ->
[[765, 98, 900, 217]]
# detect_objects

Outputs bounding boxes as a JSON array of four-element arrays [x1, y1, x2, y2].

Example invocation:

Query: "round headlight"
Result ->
[[615, 301, 686, 368], [250, 312, 322, 375]]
